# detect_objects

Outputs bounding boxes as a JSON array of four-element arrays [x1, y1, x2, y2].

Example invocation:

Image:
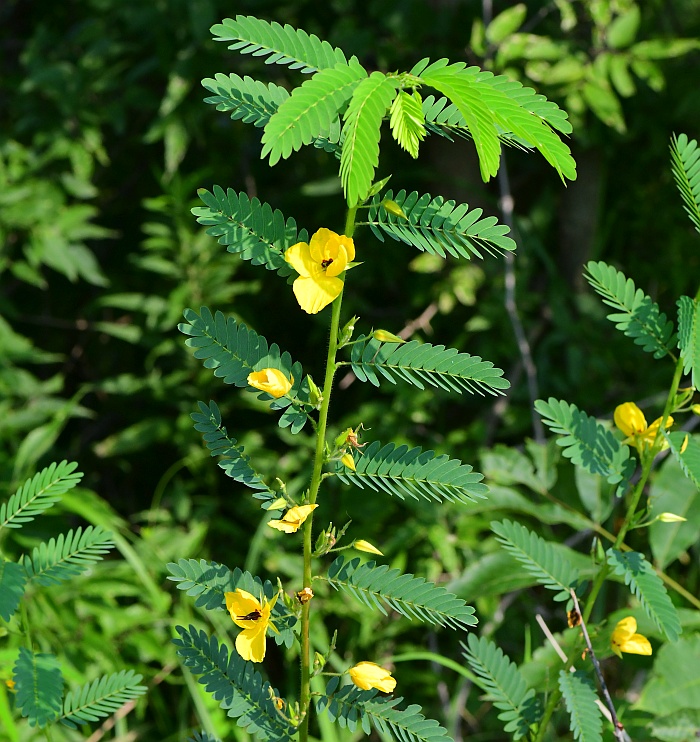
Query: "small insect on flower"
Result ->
[[237, 610, 263, 621]]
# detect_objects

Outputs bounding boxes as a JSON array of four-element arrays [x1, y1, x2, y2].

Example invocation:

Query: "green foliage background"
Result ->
[[2, 0, 700, 739]]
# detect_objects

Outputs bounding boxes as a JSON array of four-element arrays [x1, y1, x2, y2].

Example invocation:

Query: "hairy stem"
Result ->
[[299, 207, 358, 742]]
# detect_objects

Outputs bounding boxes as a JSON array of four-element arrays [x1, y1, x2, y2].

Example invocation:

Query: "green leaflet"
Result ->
[[14, 647, 64, 728], [389, 90, 426, 158], [317, 676, 452, 742], [607, 548, 681, 641], [584, 261, 676, 359], [677, 295, 700, 389], [0, 559, 27, 621], [191, 400, 274, 503], [346, 333, 510, 395], [0, 460, 83, 531], [60, 670, 146, 729], [323, 555, 477, 630], [211, 15, 348, 73], [491, 519, 578, 601], [663, 430, 700, 489], [333, 439, 489, 504], [364, 189, 515, 259], [178, 307, 312, 433], [192, 186, 304, 277], [173, 625, 296, 742], [340, 72, 398, 206], [558, 670, 603, 742], [202, 73, 290, 128], [534, 397, 634, 485], [462, 634, 540, 739], [418, 60, 501, 181], [21, 525, 114, 586], [262, 61, 367, 166], [166, 560, 296, 646], [670, 133, 700, 234]]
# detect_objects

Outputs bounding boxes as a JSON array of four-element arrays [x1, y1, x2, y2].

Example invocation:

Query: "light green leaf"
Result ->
[[649, 709, 700, 741], [650, 456, 700, 569], [486, 4, 528, 45], [664, 431, 700, 489], [607, 6, 640, 49], [389, 90, 426, 158], [670, 133, 700, 234], [635, 634, 700, 715], [340, 72, 398, 206]]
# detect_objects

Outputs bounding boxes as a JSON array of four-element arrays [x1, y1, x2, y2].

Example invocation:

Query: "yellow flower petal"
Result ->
[[247, 368, 293, 398], [292, 274, 344, 314], [611, 616, 652, 657], [349, 661, 396, 692], [225, 589, 263, 629], [268, 504, 318, 533], [284, 242, 315, 277], [614, 402, 647, 437], [236, 622, 268, 662]]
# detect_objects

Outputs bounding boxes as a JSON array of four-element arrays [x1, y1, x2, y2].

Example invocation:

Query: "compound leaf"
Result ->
[[262, 61, 366, 166], [173, 624, 295, 742], [677, 296, 700, 389], [14, 647, 63, 728], [462, 634, 541, 739], [317, 677, 452, 742], [491, 519, 578, 601], [323, 555, 477, 630], [346, 334, 509, 396], [202, 73, 289, 128], [1, 460, 82, 531], [192, 400, 274, 503], [340, 72, 398, 206], [211, 15, 347, 73], [670, 133, 700, 234], [60, 670, 146, 729], [558, 670, 602, 742], [607, 548, 681, 641], [364, 189, 515, 259], [333, 439, 489, 505], [22, 526, 114, 586], [0, 559, 27, 621], [584, 261, 675, 359], [389, 90, 426, 158], [192, 187, 304, 277], [179, 307, 312, 433], [535, 397, 634, 485]]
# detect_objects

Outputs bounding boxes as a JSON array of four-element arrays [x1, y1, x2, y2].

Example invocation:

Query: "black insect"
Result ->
[[237, 610, 262, 621]]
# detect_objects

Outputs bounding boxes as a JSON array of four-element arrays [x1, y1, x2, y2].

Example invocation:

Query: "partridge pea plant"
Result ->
[[168, 14, 577, 742]]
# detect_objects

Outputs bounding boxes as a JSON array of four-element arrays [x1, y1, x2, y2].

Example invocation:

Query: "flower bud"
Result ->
[[657, 512, 687, 523], [372, 329, 405, 343], [341, 453, 356, 471], [354, 539, 383, 556], [381, 199, 408, 219]]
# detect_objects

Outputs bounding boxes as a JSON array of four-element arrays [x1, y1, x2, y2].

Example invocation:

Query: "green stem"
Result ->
[[299, 207, 358, 742]]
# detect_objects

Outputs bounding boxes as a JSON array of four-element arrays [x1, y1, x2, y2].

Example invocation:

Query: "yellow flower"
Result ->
[[610, 616, 652, 658], [224, 588, 278, 663], [341, 453, 356, 471], [354, 539, 383, 556], [349, 661, 396, 692], [5, 679, 15, 691], [284, 228, 355, 314], [614, 402, 673, 449], [267, 504, 318, 533], [247, 368, 293, 398]]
